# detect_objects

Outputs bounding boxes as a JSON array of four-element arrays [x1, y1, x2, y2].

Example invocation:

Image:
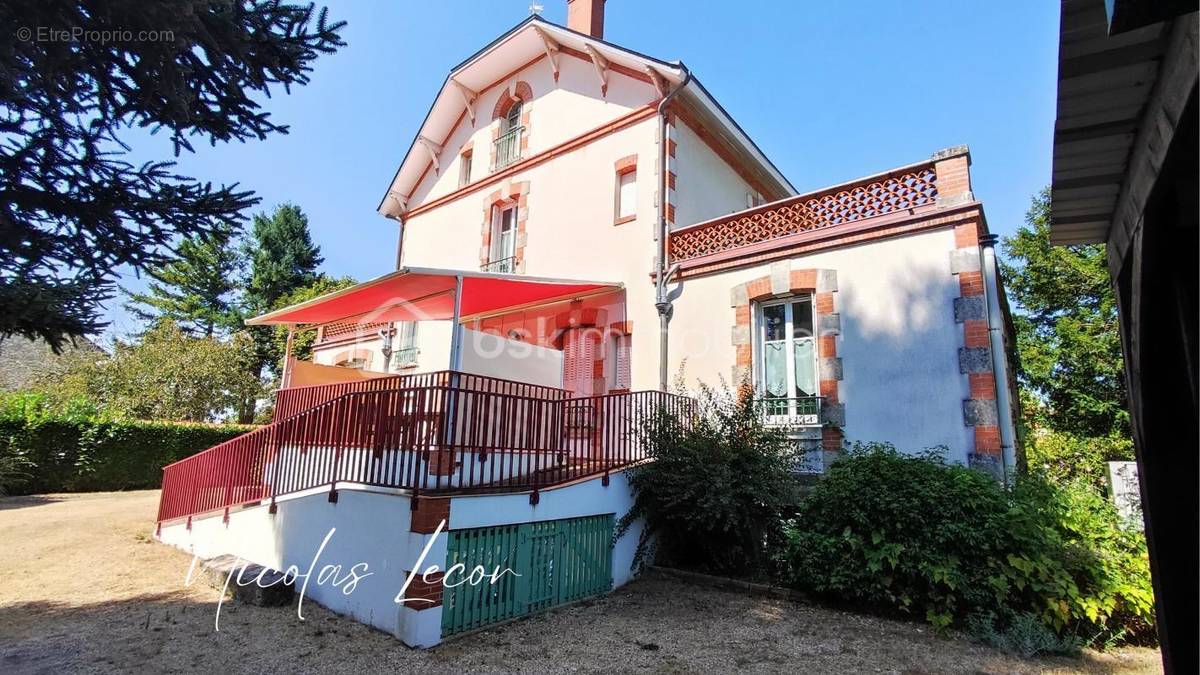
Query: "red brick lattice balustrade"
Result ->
[[669, 166, 939, 262]]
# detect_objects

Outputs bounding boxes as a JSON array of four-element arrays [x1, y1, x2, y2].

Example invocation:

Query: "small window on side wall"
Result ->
[[615, 168, 636, 224], [459, 150, 473, 188]]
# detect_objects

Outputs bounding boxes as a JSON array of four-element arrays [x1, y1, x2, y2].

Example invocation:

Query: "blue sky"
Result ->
[[106, 0, 1060, 340]]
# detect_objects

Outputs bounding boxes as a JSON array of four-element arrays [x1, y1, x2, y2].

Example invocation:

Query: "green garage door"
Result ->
[[441, 514, 614, 636]]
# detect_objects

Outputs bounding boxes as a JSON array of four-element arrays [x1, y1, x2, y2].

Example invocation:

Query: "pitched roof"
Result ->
[[377, 16, 795, 217]]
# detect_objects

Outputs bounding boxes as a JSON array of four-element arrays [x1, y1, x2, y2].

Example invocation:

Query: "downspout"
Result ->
[[979, 234, 1017, 484], [654, 66, 692, 391]]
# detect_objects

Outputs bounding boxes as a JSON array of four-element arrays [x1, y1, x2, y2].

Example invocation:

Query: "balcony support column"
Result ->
[[281, 326, 296, 389]]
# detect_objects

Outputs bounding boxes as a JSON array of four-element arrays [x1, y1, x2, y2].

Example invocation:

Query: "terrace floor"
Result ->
[[0, 490, 1162, 674]]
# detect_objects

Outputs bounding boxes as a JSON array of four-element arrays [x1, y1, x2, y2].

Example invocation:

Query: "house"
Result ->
[[1048, 1, 1197, 670], [156, 1, 1019, 647], [0, 335, 102, 392]]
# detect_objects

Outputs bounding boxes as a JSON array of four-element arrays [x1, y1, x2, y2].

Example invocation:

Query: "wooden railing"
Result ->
[[157, 372, 693, 524]]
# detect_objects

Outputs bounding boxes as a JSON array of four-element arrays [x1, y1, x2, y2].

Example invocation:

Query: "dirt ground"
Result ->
[[0, 491, 1162, 674]]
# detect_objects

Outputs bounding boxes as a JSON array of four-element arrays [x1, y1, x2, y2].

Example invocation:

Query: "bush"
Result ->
[[0, 392, 250, 494], [618, 385, 801, 578], [967, 611, 1082, 658], [781, 445, 1154, 646], [1025, 428, 1133, 494]]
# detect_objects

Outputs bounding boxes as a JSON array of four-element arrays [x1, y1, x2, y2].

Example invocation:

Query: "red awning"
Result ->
[[245, 267, 621, 327]]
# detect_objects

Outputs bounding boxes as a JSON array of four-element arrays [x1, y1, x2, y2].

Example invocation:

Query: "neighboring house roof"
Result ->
[[1049, 0, 1197, 245], [0, 335, 103, 392], [377, 16, 796, 218]]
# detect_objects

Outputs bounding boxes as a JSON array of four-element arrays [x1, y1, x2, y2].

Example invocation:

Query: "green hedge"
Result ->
[[0, 416, 250, 494]]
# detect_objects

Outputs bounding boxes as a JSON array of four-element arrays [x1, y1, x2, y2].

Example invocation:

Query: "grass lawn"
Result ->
[[0, 490, 1162, 674]]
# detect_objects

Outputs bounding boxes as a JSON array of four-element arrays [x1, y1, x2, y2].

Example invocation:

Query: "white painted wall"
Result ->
[[410, 55, 657, 207], [666, 228, 973, 463], [401, 115, 662, 389], [459, 328, 563, 388], [672, 118, 759, 229], [158, 472, 646, 648]]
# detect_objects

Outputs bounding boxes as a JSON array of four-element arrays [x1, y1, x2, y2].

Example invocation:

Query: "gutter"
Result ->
[[655, 65, 692, 391], [979, 234, 1018, 483]]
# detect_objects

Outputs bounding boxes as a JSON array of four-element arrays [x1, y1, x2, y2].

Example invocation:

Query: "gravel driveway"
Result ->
[[0, 491, 1161, 674]]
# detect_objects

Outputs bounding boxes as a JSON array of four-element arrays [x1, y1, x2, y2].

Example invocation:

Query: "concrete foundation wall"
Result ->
[[157, 470, 644, 648]]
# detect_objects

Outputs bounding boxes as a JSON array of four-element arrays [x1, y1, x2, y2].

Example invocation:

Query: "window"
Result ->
[[393, 321, 419, 368], [484, 203, 518, 273], [756, 297, 819, 424], [335, 357, 368, 370], [609, 333, 631, 391], [459, 150, 472, 188], [615, 169, 636, 223], [494, 101, 523, 169], [505, 101, 522, 132], [747, 191, 766, 209]]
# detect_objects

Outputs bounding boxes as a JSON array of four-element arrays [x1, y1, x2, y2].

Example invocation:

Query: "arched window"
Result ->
[[504, 100, 522, 133]]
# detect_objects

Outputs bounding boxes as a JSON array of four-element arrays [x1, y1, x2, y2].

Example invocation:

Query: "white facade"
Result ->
[[307, 16, 1005, 466]]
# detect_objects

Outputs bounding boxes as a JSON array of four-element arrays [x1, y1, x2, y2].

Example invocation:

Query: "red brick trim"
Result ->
[[410, 498, 450, 534], [950, 214, 1002, 469], [400, 569, 444, 609], [614, 154, 638, 174], [730, 266, 843, 458], [673, 203, 984, 281], [491, 81, 533, 121]]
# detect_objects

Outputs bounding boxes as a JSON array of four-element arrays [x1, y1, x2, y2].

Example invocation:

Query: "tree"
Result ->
[[243, 203, 325, 379], [37, 321, 262, 423], [0, 1, 345, 350], [245, 204, 325, 313], [1001, 188, 1129, 438], [270, 275, 358, 362], [124, 222, 244, 337]]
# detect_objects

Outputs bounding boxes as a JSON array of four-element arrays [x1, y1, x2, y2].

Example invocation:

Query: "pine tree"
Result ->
[[124, 223, 244, 337], [1001, 188, 1129, 438], [245, 204, 325, 314], [233, 203, 325, 422], [0, 1, 344, 350]]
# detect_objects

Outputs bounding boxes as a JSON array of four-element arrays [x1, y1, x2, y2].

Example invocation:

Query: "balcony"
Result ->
[[493, 125, 523, 170], [481, 256, 517, 274], [761, 396, 823, 428]]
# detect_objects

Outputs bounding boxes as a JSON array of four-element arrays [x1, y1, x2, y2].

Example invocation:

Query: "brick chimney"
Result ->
[[567, 0, 605, 39]]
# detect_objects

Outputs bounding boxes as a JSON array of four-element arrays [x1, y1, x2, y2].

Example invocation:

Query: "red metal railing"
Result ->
[[157, 371, 693, 524]]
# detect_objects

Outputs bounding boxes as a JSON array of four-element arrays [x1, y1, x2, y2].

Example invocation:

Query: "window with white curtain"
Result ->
[[756, 297, 818, 420]]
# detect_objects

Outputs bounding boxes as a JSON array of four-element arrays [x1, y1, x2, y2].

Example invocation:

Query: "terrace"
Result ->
[[156, 268, 692, 527]]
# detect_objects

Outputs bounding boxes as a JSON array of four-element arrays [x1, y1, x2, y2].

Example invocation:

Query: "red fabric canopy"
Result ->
[[245, 267, 620, 326]]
